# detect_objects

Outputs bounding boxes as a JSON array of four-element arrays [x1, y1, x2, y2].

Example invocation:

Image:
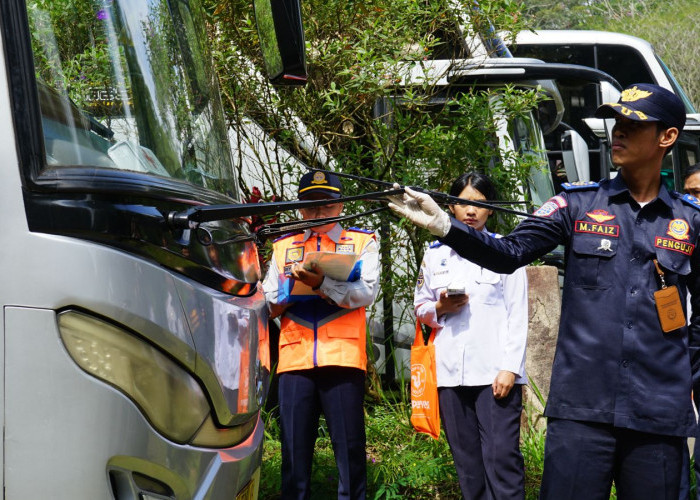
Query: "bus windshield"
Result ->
[[27, 0, 236, 197]]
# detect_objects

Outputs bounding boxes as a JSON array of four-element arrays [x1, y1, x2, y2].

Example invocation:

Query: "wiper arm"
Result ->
[[166, 189, 402, 229]]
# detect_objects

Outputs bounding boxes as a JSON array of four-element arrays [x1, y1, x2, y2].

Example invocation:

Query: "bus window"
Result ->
[[27, 0, 236, 197]]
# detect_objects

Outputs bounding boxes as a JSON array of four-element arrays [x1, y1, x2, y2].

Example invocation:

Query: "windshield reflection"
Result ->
[[27, 0, 236, 198]]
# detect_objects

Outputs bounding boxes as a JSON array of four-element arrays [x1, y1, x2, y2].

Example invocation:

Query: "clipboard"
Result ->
[[303, 252, 360, 281]]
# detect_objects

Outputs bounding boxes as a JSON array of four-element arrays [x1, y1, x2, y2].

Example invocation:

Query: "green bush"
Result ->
[[259, 383, 548, 499]]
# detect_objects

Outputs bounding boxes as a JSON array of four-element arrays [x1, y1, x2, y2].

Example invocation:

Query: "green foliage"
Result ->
[[259, 383, 554, 499], [203, 0, 552, 350], [28, 0, 116, 99], [522, 0, 700, 109], [586, 0, 700, 111], [365, 400, 460, 499], [206, 0, 539, 191]]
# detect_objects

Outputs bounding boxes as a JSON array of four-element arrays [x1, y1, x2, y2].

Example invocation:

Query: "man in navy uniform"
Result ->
[[389, 83, 700, 499]]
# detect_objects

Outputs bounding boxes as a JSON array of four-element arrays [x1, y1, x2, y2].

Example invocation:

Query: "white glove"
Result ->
[[386, 184, 451, 237]]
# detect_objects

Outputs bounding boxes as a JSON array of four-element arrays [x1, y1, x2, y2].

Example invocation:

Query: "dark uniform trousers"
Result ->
[[278, 366, 366, 500], [439, 385, 525, 500], [678, 392, 700, 500], [540, 418, 683, 500]]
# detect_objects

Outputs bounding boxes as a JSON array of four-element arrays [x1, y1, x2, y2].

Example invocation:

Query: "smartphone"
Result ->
[[446, 286, 466, 296]]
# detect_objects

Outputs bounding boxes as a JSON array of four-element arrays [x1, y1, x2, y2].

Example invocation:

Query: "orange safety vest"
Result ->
[[272, 227, 375, 373]]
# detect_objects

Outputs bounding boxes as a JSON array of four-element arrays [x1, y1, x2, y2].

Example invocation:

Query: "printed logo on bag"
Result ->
[[411, 363, 426, 397]]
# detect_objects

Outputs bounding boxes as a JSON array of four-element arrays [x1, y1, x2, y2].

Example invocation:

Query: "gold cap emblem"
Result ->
[[311, 171, 327, 185], [621, 86, 653, 102]]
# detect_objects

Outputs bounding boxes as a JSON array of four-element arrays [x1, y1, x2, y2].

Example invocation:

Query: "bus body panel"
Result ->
[[5, 305, 263, 498], [0, 1, 268, 496]]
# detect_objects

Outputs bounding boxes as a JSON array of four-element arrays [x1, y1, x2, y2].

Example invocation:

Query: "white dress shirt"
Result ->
[[414, 233, 528, 387]]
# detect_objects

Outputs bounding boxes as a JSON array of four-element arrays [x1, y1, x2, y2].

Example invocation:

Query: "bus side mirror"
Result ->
[[253, 0, 307, 86], [561, 129, 590, 182], [582, 81, 621, 149], [598, 82, 621, 146]]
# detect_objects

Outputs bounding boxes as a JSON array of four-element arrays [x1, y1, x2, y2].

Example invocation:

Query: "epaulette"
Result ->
[[561, 181, 600, 191], [679, 193, 700, 212], [347, 227, 374, 234], [429, 240, 443, 249], [271, 231, 304, 243]]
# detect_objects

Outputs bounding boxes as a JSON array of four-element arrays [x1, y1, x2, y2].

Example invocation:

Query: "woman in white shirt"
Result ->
[[414, 172, 528, 500]]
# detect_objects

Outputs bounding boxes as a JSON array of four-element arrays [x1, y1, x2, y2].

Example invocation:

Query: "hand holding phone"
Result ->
[[437, 287, 469, 316], [446, 286, 466, 296]]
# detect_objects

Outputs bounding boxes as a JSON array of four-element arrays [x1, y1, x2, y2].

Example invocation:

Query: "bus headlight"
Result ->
[[58, 311, 210, 444]]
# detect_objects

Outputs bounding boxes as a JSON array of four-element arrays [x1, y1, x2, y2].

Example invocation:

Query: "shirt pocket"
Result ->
[[570, 235, 618, 289], [428, 272, 451, 292], [279, 328, 302, 346], [655, 248, 691, 286], [326, 328, 360, 339], [473, 268, 502, 304]]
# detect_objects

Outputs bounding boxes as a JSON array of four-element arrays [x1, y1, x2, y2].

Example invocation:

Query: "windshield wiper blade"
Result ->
[[166, 189, 402, 229]]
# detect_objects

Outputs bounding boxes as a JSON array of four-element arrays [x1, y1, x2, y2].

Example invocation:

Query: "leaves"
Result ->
[[523, 0, 699, 109], [204, 0, 553, 368]]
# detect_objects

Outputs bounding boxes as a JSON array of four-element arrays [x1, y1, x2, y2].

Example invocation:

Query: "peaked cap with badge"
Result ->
[[297, 171, 343, 200], [595, 82, 686, 132]]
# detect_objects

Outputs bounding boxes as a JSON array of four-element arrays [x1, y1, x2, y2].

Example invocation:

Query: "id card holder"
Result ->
[[652, 259, 686, 333], [653, 286, 686, 333]]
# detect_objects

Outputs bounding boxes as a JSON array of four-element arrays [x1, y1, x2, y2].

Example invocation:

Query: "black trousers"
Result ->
[[540, 418, 683, 500], [439, 384, 525, 500], [678, 392, 700, 500], [278, 366, 366, 500]]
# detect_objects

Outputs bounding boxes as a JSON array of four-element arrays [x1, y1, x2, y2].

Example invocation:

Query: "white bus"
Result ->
[[510, 30, 700, 191], [0, 0, 269, 498]]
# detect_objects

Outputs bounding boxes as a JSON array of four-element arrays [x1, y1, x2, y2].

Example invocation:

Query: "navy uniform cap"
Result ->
[[595, 83, 686, 132], [297, 171, 343, 199]]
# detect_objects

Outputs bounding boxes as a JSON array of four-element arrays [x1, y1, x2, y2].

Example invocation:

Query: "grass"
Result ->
[[259, 379, 696, 499], [259, 385, 547, 499]]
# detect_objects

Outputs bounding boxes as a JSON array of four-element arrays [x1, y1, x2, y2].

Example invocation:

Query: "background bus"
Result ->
[[510, 29, 700, 191]]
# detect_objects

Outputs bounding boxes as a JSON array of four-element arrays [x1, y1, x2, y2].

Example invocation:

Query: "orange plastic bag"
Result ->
[[410, 321, 440, 439]]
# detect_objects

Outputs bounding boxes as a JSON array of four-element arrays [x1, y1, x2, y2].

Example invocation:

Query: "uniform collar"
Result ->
[[609, 174, 674, 209], [303, 223, 343, 243]]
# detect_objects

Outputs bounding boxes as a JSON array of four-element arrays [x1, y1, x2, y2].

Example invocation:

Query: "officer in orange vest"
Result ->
[[262, 171, 380, 500]]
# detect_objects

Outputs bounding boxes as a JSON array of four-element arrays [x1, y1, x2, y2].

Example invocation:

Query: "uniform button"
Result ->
[[622, 360, 629, 368], [673, 263, 680, 270], [626, 321, 633, 329], [630, 287, 638, 295]]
